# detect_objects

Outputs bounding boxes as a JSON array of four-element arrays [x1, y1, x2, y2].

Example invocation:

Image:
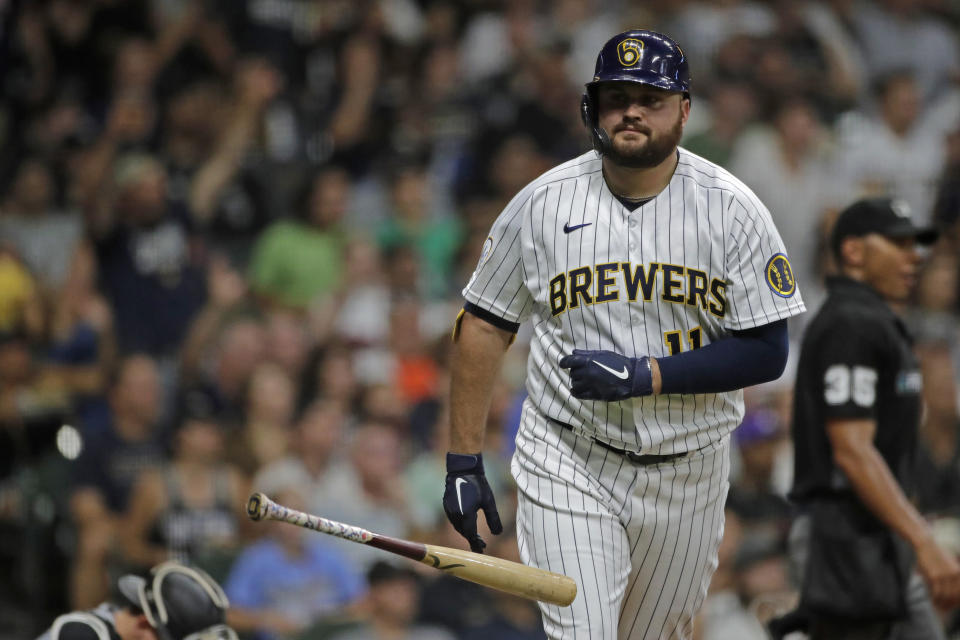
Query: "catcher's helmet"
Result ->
[[118, 562, 237, 640], [581, 30, 691, 155]]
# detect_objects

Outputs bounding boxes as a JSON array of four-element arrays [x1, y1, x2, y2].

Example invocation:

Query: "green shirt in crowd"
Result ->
[[376, 217, 462, 299], [248, 220, 346, 308]]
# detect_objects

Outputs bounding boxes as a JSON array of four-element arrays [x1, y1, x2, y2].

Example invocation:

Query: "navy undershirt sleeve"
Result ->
[[656, 319, 789, 395]]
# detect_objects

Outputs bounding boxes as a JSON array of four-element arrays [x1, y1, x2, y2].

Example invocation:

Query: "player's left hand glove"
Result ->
[[443, 453, 503, 553], [559, 349, 653, 401]]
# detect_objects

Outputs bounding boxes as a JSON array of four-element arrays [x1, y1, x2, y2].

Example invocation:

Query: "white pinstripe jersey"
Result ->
[[464, 147, 806, 454]]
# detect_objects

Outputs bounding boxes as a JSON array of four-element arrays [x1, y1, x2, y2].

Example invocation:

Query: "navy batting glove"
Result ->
[[559, 349, 653, 401], [443, 453, 503, 553]]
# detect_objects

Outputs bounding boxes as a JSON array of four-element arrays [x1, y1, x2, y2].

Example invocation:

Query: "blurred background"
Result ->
[[1, 0, 959, 638]]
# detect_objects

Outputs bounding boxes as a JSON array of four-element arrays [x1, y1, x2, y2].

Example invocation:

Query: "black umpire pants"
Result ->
[[788, 515, 945, 640]]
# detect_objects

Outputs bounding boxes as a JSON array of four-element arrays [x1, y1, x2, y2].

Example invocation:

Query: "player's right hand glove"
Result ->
[[443, 452, 503, 553]]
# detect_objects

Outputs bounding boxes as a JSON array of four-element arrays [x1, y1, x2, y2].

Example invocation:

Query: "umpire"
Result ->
[[37, 561, 237, 640], [788, 197, 960, 639]]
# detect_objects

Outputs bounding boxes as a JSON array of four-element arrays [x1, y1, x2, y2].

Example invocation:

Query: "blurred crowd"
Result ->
[[1, 0, 960, 638]]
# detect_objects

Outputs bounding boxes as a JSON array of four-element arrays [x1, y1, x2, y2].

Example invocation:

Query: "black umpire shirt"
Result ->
[[790, 276, 923, 507]]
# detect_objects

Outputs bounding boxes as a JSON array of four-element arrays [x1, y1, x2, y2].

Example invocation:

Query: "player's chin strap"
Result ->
[[137, 562, 237, 640]]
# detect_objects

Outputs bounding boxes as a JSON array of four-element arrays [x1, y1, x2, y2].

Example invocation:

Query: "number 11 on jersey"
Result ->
[[664, 326, 703, 355]]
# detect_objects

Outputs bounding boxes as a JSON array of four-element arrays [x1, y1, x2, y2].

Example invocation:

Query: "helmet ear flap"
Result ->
[[581, 87, 608, 156]]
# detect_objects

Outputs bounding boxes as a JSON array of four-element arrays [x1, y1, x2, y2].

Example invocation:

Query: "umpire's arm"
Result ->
[[449, 310, 514, 453], [828, 418, 960, 608]]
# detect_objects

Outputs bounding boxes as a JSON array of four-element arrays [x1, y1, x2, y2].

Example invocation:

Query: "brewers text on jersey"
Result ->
[[547, 261, 727, 318]]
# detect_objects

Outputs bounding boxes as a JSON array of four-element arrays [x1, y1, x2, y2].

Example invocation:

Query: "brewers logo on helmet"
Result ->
[[617, 39, 643, 67]]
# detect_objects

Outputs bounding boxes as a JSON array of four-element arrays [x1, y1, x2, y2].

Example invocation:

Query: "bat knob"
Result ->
[[246, 492, 268, 521]]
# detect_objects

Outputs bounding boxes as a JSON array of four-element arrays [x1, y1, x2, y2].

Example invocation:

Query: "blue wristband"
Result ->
[[631, 356, 654, 397], [446, 452, 483, 473]]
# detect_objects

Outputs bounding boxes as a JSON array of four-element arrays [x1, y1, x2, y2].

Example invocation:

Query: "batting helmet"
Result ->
[[581, 30, 691, 155], [118, 562, 237, 640]]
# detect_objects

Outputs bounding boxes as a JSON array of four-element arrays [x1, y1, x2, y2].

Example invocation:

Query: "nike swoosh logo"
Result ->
[[593, 360, 629, 379], [563, 222, 592, 233], [455, 477, 467, 513]]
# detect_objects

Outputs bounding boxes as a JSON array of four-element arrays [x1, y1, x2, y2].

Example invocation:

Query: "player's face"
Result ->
[[114, 607, 159, 640], [596, 83, 689, 168], [861, 233, 922, 302]]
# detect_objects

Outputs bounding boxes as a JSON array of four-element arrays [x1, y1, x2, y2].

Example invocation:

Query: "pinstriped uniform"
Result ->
[[463, 147, 805, 638], [514, 405, 730, 639]]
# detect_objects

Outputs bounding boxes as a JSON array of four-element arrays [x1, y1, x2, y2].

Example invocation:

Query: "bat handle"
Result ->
[[246, 492, 271, 521]]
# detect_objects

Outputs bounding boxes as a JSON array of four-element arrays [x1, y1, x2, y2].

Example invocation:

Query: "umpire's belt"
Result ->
[[550, 419, 688, 465]]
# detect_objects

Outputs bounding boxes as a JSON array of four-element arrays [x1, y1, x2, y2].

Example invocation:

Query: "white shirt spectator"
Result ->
[[0, 211, 82, 290], [665, 0, 777, 72], [853, 1, 960, 101], [834, 110, 947, 226], [730, 120, 844, 315], [700, 590, 769, 640]]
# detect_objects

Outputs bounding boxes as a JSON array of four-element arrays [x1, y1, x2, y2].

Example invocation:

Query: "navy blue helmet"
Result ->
[[581, 30, 691, 155]]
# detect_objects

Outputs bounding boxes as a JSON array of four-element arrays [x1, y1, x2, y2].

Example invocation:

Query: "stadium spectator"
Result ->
[[388, 299, 442, 406], [298, 343, 361, 414], [93, 154, 207, 357], [262, 309, 313, 382], [852, 0, 960, 101], [835, 72, 954, 224], [727, 408, 793, 533], [177, 257, 258, 425], [182, 61, 280, 266], [224, 487, 365, 640], [228, 363, 297, 476], [681, 82, 758, 168], [0, 330, 72, 466], [730, 96, 843, 313], [68, 354, 166, 609], [375, 161, 463, 300], [248, 166, 351, 309], [0, 158, 82, 293], [699, 511, 768, 640], [933, 124, 960, 241], [319, 423, 412, 572], [327, 237, 391, 349], [252, 399, 350, 511], [121, 410, 246, 570], [664, 0, 776, 76], [46, 242, 117, 433], [914, 341, 960, 519], [327, 561, 455, 640], [0, 246, 45, 341]]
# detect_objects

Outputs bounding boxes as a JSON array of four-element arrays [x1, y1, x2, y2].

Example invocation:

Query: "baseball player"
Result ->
[[442, 30, 805, 639], [38, 561, 237, 640]]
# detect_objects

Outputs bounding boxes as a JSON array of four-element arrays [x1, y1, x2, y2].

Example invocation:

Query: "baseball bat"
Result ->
[[246, 492, 577, 607]]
